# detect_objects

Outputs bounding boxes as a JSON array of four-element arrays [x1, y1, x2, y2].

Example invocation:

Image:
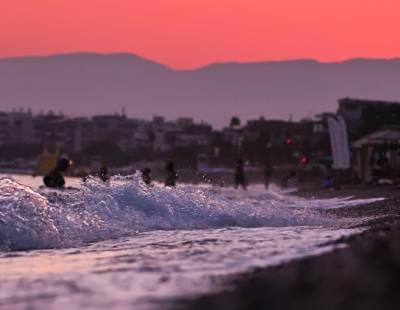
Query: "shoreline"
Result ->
[[171, 187, 400, 310]]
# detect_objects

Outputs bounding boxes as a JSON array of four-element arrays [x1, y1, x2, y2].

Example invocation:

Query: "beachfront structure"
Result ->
[[352, 128, 400, 183], [0, 112, 9, 145], [338, 98, 400, 138], [0, 110, 34, 145], [244, 118, 314, 144], [338, 97, 400, 122]]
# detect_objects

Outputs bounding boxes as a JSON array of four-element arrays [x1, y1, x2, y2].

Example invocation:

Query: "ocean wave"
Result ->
[[0, 174, 351, 251]]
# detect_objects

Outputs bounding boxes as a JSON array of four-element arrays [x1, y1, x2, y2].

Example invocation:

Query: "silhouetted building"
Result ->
[[338, 97, 400, 138], [0, 110, 34, 145], [352, 128, 400, 183]]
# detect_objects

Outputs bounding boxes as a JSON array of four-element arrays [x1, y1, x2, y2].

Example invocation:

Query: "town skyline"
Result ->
[[2, 97, 399, 174]]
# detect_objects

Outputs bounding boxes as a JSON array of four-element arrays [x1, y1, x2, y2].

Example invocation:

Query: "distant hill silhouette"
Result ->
[[1, 53, 400, 127]]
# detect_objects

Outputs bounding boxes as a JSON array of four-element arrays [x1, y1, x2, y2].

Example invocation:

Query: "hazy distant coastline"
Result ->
[[1, 53, 400, 128]]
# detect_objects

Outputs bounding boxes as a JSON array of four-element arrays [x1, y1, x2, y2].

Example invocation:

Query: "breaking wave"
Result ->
[[0, 174, 365, 251]]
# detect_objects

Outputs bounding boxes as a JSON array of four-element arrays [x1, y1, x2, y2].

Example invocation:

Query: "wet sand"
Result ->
[[172, 186, 400, 310]]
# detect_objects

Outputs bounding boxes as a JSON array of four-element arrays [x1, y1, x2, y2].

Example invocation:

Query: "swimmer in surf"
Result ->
[[43, 156, 72, 188]]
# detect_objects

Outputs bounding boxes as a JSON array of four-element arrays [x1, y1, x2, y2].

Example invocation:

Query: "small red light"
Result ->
[[300, 156, 308, 165]]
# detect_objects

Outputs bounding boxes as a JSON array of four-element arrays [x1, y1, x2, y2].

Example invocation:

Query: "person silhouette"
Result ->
[[43, 156, 72, 188], [234, 159, 247, 190], [99, 167, 109, 182], [281, 171, 296, 189], [264, 161, 273, 190], [141, 167, 152, 185], [165, 162, 178, 187]]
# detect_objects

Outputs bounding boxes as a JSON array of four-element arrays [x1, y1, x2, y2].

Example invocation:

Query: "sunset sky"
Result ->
[[1, 0, 399, 69]]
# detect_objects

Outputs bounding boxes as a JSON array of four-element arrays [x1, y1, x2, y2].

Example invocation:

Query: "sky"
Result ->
[[1, 0, 399, 69]]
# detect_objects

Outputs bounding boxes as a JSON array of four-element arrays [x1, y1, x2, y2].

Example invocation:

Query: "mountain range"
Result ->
[[1, 53, 400, 128]]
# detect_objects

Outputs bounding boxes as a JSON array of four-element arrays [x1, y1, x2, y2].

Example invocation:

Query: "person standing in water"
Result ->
[[99, 167, 109, 182], [281, 171, 296, 189], [43, 156, 72, 188], [165, 162, 178, 187], [141, 167, 152, 186], [264, 161, 273, 190], [234, 159, 247, 190]]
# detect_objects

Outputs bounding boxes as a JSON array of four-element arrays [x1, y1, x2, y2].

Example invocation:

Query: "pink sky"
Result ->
[[1, 0, 399, 68]]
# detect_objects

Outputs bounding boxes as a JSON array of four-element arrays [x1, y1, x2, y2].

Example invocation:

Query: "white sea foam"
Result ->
[[0, 174, 378, 251], [0, 174, 383, 309]]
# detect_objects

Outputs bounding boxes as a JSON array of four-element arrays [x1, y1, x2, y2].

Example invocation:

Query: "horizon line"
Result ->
[[1, 51, 400, 70]]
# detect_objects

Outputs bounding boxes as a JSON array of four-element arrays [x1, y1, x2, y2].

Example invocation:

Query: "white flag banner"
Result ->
[[327, 116, 350, 169]]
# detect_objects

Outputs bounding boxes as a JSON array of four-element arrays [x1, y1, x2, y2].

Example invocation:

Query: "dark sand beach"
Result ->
[[172, 186, 400, 310]]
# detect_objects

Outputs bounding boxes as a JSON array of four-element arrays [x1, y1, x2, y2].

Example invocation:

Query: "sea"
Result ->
[[0, 173, 383, 309]]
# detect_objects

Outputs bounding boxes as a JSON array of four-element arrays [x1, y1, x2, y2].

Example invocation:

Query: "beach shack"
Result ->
[[352, 128, 400, 183]]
